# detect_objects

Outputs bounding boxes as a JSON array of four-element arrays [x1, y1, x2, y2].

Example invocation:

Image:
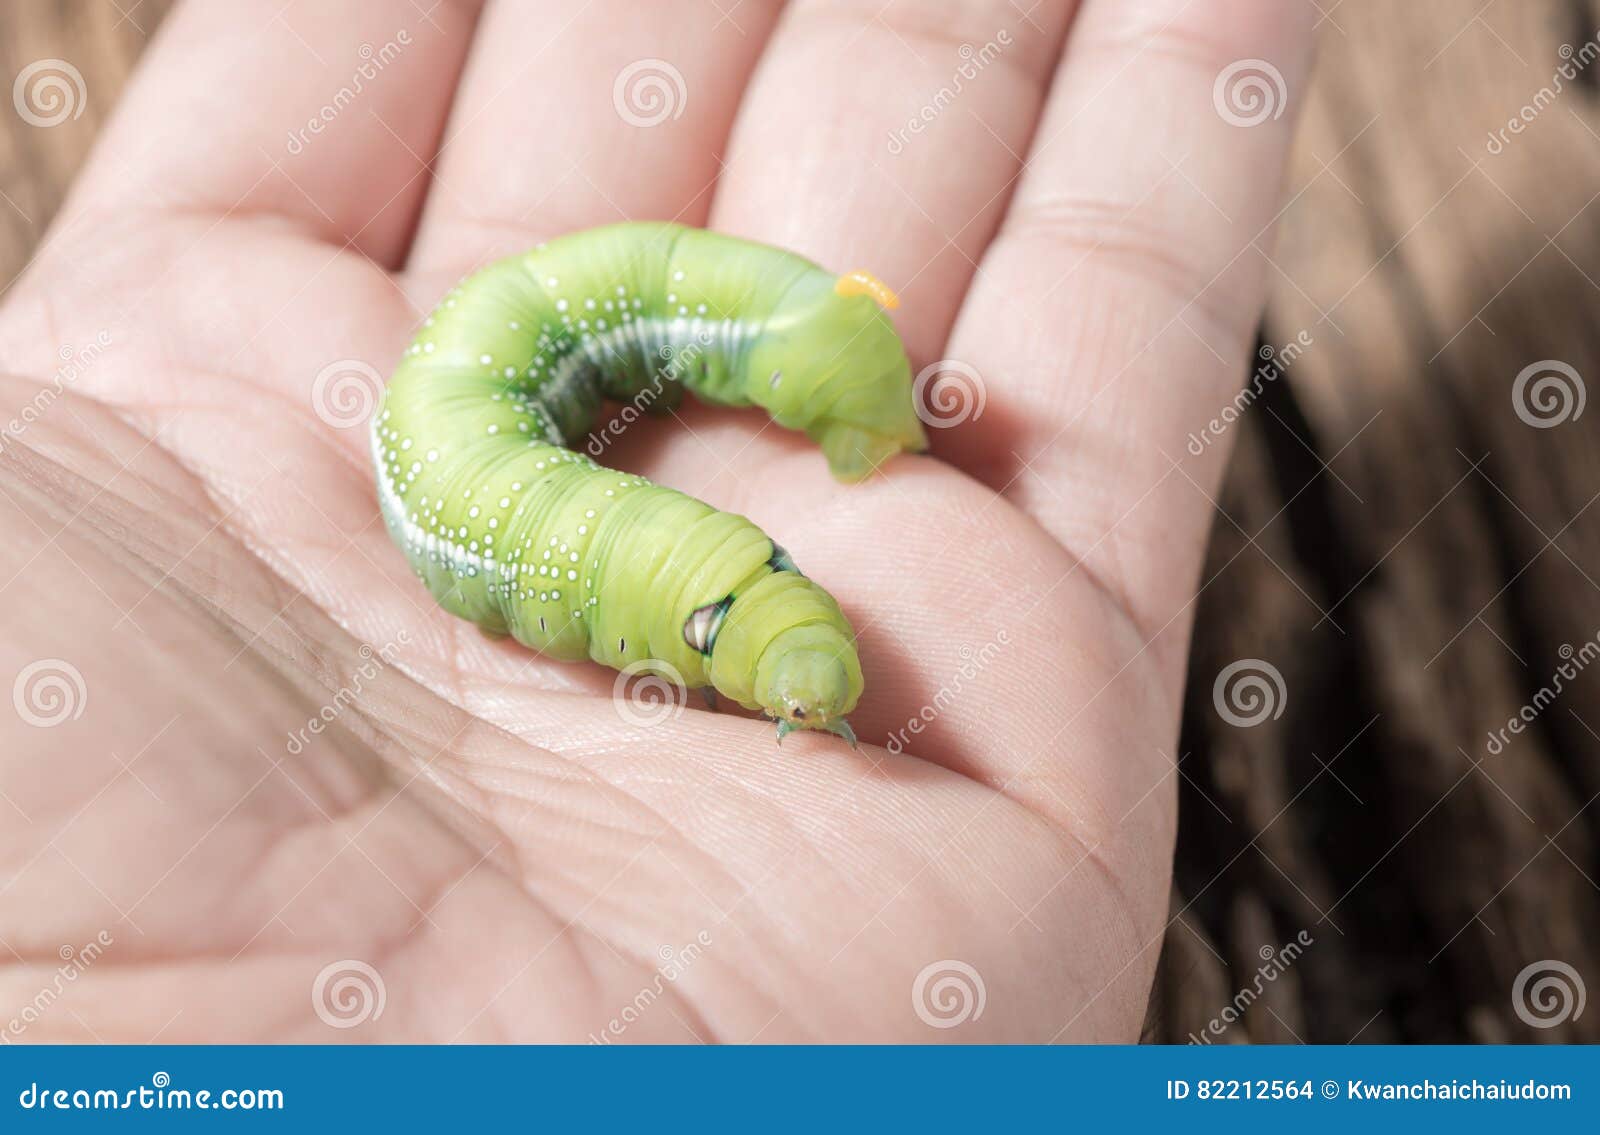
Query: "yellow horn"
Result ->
[[835, 270, 900, 310]]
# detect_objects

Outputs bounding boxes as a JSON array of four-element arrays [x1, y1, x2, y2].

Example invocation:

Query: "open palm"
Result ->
[[0, 1, 1311, 1041]]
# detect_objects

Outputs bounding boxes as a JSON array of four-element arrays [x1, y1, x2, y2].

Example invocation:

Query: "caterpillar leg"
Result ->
[[776, 716, 858, 749]]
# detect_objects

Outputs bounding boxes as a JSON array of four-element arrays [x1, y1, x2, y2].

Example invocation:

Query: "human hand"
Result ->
[[0, 0, 1312, 1041]]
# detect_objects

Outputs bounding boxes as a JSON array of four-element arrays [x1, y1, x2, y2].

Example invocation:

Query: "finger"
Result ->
[[63, 0, 483, 267], [940, 0, 1315, 639], [405, 0, 783, 288], [710, 0, 1079, 363]]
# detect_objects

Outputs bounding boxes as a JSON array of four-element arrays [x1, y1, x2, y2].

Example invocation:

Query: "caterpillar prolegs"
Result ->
[[372, 223, 927, 742]]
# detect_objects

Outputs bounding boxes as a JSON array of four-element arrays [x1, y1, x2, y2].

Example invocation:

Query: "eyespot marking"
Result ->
[[683, 597, 733, 656]]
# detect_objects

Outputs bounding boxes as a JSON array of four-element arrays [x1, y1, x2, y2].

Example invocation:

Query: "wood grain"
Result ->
[[1158, 0, 1600, 1043]]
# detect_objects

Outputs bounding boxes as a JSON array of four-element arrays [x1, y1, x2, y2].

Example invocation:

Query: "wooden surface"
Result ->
[[4, 1, 1598, 1043], [1159, 0, 1600, 1043]]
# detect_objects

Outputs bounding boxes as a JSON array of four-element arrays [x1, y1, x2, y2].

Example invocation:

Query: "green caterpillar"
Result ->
[[372, 223, 926, 743]]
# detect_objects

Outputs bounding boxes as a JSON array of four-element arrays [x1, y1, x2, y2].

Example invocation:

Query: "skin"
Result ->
[[375, 223, 923, 739], [0, 1, 1312, 1042]]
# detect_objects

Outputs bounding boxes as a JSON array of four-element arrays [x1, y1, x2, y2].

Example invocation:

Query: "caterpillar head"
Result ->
[[702, 570, 864, 747], [756, 625, 860, 747], [748, 269, 929, 483]]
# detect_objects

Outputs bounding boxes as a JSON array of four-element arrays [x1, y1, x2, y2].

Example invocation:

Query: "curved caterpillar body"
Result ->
[[372, 222, 926, 742]]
